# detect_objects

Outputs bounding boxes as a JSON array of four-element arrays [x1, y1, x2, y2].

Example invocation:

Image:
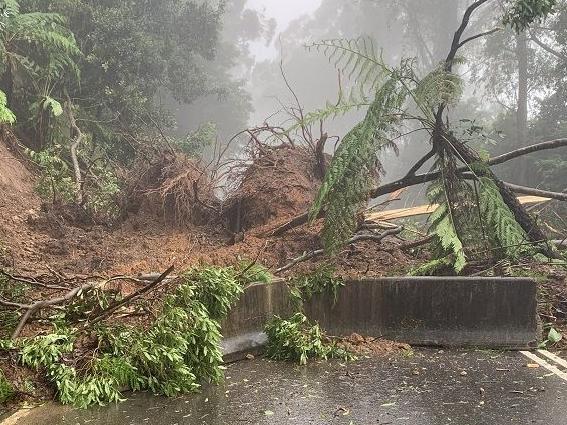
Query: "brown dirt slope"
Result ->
[[0, 136, 50, 274], [224, 145, 321, 231], [0, 136, 415, 278]]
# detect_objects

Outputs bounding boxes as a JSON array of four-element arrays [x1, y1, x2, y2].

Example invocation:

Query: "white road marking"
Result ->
[[537, 349, 567, 370], [521, 350, 567, 382]]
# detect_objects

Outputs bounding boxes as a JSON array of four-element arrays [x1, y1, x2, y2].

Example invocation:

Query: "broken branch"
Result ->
[[275, 228, 402, 274], [85, 265, 175, 327], [66, 98, 86, 206], [498, 183, 567, 202], [11, 280, 100, 339]]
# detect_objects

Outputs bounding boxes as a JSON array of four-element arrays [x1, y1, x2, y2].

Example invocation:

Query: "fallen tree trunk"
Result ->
[[268, 138, 567, 237], [365, 195, 551, 222]]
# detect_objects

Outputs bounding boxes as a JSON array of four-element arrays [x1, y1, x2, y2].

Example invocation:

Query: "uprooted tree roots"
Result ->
[[223, 143, 326, 233], [120, 152, 220, 226]]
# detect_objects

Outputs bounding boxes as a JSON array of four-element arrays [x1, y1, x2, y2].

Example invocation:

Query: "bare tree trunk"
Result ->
[[66, 99, 85, 205], [516, 31, 529, 184], [432, 0, 461, 61]]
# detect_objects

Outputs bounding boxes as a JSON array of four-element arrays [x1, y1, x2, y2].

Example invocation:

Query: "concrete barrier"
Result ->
[[304, 277, 539, 349], [220, 280, 294, 361], [220, 277, 539, 360]]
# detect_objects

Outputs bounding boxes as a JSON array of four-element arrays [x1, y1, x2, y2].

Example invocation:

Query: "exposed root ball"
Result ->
[[225, 145, 322, 231], [122, 153, 219, 226]]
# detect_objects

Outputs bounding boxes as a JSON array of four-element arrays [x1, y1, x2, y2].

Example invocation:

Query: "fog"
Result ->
[[164, 0, 566, 198], [165, 1, 438, 193]]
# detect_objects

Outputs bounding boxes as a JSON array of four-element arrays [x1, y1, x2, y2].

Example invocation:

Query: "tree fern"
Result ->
[[310, 73, 407, 253], [305, 38, 468, 254], [305, 14, 554, 270]]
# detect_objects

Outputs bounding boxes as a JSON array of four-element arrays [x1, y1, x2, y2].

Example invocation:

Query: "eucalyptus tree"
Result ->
[[470, 0, 567, 187]]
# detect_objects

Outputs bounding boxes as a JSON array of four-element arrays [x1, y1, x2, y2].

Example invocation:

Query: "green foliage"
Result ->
[[84, 165, 120, 219], [306, 41, 404, 253], [181, 266, 244, 320], [234, 261, 272, 286], [38, 96, 63, 119], [0, 90, 16, 123], [10, 264, 247, 408], [0, 1, 81, 79], [415, 172, 542, 275], [310, 73, 408, 253], [26, 143, 120, 218], [409, 257, 455, 276], [0, 0, 80, 149], [306, 38, 464, 254], [63, 287, 117, 322], [26, 145, 75, 203], [175, 122, 217, 157], [503, 0, 557, 31], [0, 369, 14, 404], [289, 265, 344, 304], [426, 182, 467, 274], [0, 0, 230, 223], [478, 177, 533, 259], [306, 38, 390, 91], [294, 99, 372, 132], [264, 313, 355, 366], [414, 65, 464, 113], [27, 0, 224, 157]]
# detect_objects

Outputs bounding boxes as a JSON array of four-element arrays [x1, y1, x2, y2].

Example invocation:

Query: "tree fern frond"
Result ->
[[427, 200, 467, 273], [289, 98, 371, 133], [414, 66, 464, 114], [478, 177, 533, 259], [310, 72, 408, 253], [409, 257, 454, 276], [306, 37, 391, 90]]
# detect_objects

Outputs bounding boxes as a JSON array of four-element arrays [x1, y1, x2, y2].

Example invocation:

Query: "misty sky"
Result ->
[[245, 0, 322, 60]]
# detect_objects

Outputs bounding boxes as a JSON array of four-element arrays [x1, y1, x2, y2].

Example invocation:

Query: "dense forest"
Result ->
[[0, 0, 566, 414]]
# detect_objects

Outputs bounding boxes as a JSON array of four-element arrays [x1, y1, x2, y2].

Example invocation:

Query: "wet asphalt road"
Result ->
[[9, 349, 567, 425]]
